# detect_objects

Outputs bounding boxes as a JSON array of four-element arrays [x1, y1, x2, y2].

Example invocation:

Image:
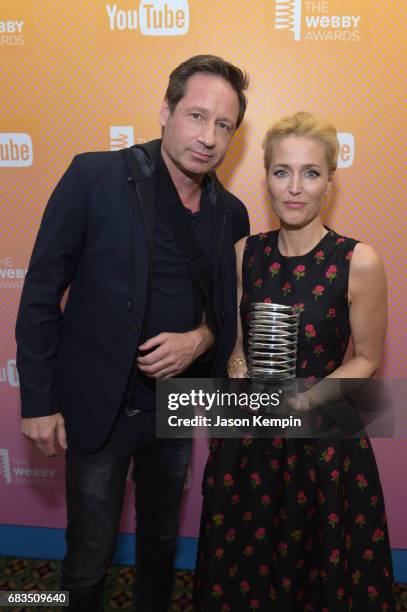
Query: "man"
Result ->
[[15, 55, 249, 611]]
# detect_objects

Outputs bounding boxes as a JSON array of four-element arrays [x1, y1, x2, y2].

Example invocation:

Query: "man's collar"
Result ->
[[128, 139, 226, 210]]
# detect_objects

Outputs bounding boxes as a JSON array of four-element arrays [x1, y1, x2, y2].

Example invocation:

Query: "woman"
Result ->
[[194, 112, 395, 610]]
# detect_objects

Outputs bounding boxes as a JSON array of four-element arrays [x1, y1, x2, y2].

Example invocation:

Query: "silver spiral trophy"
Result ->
[[247, 303, 300, 386]]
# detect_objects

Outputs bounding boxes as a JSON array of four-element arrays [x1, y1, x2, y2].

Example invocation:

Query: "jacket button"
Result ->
[[120, 363, 128, 372], [221, 312, 225, 321], [131, 325, 139, 333]]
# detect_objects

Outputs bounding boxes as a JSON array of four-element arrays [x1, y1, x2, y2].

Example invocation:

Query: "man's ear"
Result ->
[[159, 99, 170, 128]]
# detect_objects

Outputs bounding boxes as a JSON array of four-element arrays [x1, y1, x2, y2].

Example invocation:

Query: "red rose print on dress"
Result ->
[[283, 281, 291, 295], [329, 549, 340, 567], [293, 302, 305, 313], [259, 564, 269, 577], [328, 513, 339, 527], [243, 511, 253, 523], [240, 580, 250, 595], [223, 473, 234, 488], [312, 284, 325, 300], [305, 324, 316, 339], [212, 584, 223, 599], [336, 237, 345, 244], [346, 249, 354, 261], [355, 514, 366, 528], [367, 586, 378, 602], [327, 307, 336, 319], [225, 528, 236, 543], [297, 490, 307, 506], [269, 262, 281, 277], [371, 495, 378, 508], [314, 344, 324, 357], [250, 473, 261, 489], [326, 360, 335, 372], [356, 473, 368, 490], [325, 264, 337, 282], [254, 527, 266, 542], [263, 245, 272, 256], [314, 250, 325, 263], [263, 297, 272, 303], [331, 469, 340, 485], [214, 548, 224, 561], [270, 459, 280, 471], [243, 545, 254, 557], [261, 494, 271, 507], [254, 278, 263, 289], [372, 528, 384, 543], [287, 454, 298, 468], [248, 256, 255, 268], [293, 264, 306, 280], [320, 446, 335, 462]]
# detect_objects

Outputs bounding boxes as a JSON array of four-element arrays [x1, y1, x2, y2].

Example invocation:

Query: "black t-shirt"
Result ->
[[132, 154, 212, 411]]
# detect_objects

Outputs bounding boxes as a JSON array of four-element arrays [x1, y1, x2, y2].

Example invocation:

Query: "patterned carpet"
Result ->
[[0, 556, 406, 611]]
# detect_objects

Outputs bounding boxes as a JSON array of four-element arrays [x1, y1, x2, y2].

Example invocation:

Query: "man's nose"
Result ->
[[198, 122, 216, 148]]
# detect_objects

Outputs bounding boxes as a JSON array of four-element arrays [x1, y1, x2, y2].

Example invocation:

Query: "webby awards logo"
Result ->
[[0, 449, 56, 487], [0, 257, 27, 289], [105, 0, 189, 36], [274, 0, 362, 42], [0, 20, 25, 47], [0, 449, 11, 484]]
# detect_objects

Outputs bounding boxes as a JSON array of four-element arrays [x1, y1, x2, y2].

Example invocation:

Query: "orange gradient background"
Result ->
[[1, 0, 406, 546]]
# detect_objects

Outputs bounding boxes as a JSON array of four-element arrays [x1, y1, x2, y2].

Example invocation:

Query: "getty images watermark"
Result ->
[[166, 387, 302, 430], [156, 378, 406, 439]]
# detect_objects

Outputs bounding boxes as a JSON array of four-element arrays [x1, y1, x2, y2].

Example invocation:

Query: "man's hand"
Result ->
[[21, 413, 67, 457], [137, 325, 214, 378]]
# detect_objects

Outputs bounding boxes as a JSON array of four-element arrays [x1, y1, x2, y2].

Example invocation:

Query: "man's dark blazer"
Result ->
[[15, 140, 250, 452]]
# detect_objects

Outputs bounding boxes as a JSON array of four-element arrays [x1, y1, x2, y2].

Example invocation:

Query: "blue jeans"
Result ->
[[61, 409, 192, 611]]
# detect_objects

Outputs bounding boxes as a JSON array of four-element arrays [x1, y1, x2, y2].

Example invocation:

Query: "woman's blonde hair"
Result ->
[[262, 111, 339, 173]]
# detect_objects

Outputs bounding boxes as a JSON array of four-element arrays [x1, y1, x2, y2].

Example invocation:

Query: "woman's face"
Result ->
[[267, 135, 331, 229]]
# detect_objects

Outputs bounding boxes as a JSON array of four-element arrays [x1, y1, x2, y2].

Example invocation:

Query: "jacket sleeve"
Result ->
[[15, 155, 89, 418]]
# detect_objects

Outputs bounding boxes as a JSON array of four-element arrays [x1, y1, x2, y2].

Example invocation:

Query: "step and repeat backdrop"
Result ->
[[1, 1, 406, 548]]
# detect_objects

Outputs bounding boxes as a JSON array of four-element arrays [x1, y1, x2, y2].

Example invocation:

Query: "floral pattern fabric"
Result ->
[[194, 229, 395, 611]]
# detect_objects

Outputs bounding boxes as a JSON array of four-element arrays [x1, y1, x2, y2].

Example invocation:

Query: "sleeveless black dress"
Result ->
[[194, 229, 395, 611]]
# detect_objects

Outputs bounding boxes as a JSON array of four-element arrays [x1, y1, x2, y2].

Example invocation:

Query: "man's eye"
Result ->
[[218, 122, 231, 132], [191, 113, 202, 120]]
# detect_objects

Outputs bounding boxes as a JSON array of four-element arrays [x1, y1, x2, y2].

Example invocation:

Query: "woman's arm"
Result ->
[[227, 236, 249, 378], [295, 242, 387, 410]]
